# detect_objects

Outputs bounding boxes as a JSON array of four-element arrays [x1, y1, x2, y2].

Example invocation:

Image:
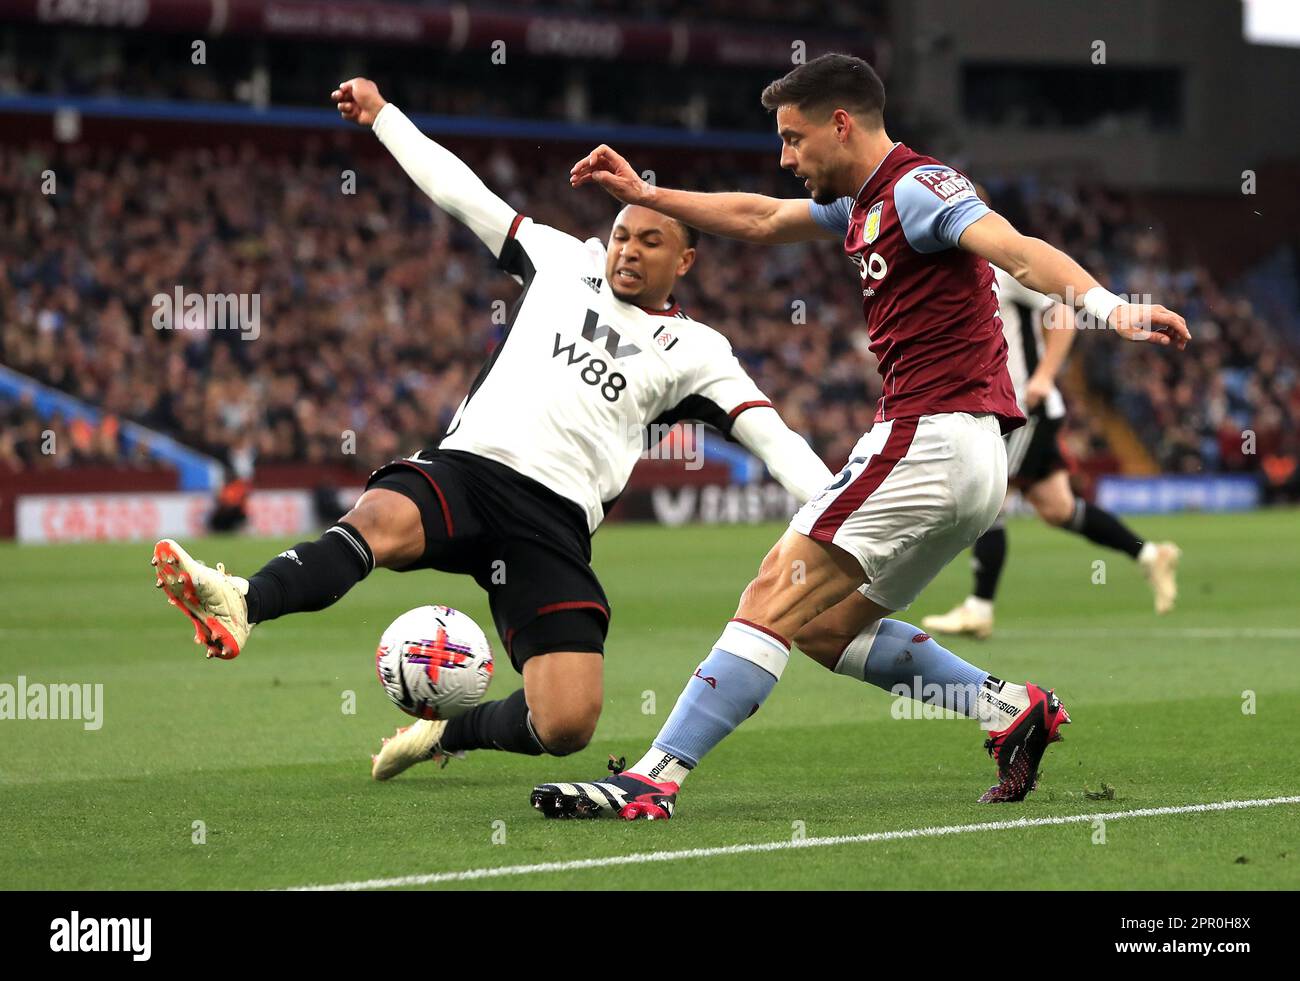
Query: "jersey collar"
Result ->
[[853, 141, 903, 203], [637, 296, 681, 317]]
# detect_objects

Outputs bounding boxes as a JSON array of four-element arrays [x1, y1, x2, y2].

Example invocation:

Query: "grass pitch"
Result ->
[[2, 510, 1297, 890]]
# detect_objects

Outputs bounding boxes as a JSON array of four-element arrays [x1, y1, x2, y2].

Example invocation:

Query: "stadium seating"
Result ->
[[3, 136, 1295, 500]]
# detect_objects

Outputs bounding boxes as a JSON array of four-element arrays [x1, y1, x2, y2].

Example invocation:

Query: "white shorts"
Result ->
[[789, 412, 1008, 611]]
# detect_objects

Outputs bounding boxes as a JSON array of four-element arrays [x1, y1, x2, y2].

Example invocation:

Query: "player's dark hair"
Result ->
[[760, 53, 886, 124], [675, 218, 700, 250]]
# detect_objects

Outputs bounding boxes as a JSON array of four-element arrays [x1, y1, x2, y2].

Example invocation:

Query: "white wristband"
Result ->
[[1083, 286, 1124, 326]]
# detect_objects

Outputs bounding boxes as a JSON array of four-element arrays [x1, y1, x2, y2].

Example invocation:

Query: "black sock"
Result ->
[[442, 688, 548, 756], [245, 522, 374, 624], [971, 523, 1007, 601], [1066, 500, 1143, 559]]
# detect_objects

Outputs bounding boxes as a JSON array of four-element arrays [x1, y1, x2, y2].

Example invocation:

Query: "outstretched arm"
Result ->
[[570, 144, 839, 245], [731, 408, 834, 505], [961, 212, 1189, 349], [333, 78, 517, 256], [1025, 303, 1076, 409]]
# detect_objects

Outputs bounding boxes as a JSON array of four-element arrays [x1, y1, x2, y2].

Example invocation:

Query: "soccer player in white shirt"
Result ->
[[151, 78, 834, 781]]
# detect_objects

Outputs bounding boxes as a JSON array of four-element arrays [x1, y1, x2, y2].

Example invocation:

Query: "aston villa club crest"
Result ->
[[864, 201, 884, 244]]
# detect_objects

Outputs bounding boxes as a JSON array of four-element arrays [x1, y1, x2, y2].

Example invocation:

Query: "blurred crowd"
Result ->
[[2, 137, 1297, 502], [0, 391, 150, 471], [0, 137, 875, 479], [991, 181, 1300, 498]]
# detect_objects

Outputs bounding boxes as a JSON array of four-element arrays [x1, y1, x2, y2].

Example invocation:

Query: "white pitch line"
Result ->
[[995, 627, 1300, 640], [290, 795, 1300, 891]]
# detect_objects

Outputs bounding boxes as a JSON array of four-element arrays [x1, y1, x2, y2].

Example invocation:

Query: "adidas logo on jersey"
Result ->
[[582, 276, 603, 293]]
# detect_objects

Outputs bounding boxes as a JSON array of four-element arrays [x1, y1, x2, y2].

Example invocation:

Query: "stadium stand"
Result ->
[[2, 0, 1297, 513], [0, 136, 873, 481], [2, 131, 1296, 504], [991, 181, 1300, 499]]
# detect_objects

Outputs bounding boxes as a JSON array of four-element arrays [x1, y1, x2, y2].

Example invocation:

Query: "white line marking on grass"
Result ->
[[997, 627, 1300, 641], [290, 795, 1300, 891]]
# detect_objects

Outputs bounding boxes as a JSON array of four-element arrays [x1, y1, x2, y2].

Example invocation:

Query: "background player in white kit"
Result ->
[[924, 234, 1182, 640], [150, 78, 834, 779]]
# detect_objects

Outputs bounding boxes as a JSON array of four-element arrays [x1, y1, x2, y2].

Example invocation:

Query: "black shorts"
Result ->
[[1006, 410, 1069, 488], [365, 449, 609, 672]]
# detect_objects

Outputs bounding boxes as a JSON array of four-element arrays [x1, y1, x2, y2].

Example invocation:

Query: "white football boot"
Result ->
[[921, 597, 995, 640], [370, 719, 463, 781], [152, 538, 253, 659], [1138, 542, 1181, 614]]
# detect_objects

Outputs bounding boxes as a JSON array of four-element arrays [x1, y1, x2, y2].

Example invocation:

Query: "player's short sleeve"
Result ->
[[653, 335, 773, 438], [807, 196, 855, 237], [497, 215, 600, 284], [892, 165, 990, 254]]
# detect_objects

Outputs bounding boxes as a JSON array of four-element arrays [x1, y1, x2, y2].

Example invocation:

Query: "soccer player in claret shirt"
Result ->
[[150, 77, 835, 780], [533, 53, 1189, 818]]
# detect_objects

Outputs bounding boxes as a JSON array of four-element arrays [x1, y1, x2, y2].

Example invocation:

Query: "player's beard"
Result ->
[[611, 282, 658, 308], [609, 280, 642, 304], [808, 163, 851, 204], [807, 158, 856, 204], [810, 184, 840, 205]]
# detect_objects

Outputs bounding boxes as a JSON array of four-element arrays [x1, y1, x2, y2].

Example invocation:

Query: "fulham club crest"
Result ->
[[864, 201, 884, 244], [653, 324, 679, 351]]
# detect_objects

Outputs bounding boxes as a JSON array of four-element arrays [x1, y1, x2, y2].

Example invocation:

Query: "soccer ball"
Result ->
[[375, 605, 494, 720]]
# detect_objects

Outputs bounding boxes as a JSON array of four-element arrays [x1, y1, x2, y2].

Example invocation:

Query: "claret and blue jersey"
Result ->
[[809, 143, 1025, 433]]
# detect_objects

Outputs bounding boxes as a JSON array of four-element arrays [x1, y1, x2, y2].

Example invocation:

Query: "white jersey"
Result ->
[[439, 215, 772, 532], [993, 267, 1065, 420]]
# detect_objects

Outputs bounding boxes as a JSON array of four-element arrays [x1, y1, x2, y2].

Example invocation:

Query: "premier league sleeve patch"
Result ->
[[894, 165, 991, 253], [912, 168, 977, 205]]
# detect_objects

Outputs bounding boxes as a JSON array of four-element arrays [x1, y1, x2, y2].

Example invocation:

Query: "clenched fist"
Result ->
[[332, 78, 387, 127]]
